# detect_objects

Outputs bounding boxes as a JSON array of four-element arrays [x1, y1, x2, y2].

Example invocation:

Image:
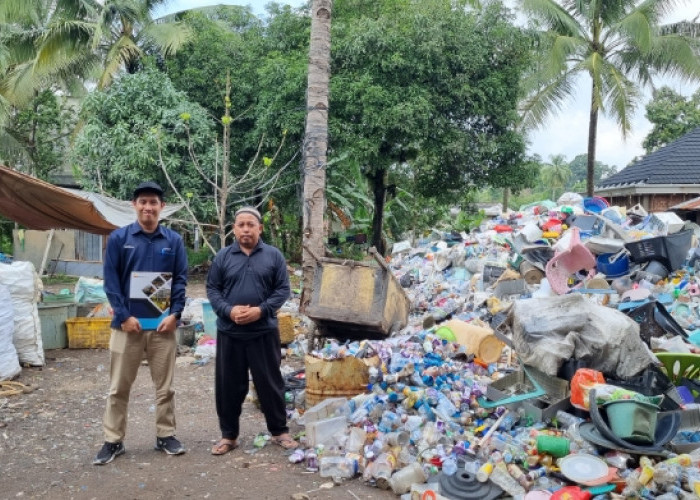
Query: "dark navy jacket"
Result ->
[[103, 222, 188, 329], [206, 239, 290, 339]]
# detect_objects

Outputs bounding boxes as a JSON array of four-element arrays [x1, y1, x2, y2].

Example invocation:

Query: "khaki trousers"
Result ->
[[102, 328, 177, 443]]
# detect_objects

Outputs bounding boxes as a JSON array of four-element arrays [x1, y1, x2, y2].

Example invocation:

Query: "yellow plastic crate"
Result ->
[[66, 317, 112, 349]]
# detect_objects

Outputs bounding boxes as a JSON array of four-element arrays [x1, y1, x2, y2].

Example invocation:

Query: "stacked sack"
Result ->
[[0, 261, 44, 367]]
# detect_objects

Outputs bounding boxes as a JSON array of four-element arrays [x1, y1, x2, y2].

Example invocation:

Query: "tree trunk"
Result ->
[[369, 167, 387, 256], [218, 73, 231, 250], [502, 188, 509, 213], [586, 83, 599, 197], [300, 0, 332, 314]]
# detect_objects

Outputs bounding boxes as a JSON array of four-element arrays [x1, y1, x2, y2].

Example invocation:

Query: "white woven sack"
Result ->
[[0, 283, 20, 380], [0, 262, 44, 366]]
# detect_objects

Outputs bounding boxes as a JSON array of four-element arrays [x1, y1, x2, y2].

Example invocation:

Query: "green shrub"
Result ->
[[187, 248, 212, 268]]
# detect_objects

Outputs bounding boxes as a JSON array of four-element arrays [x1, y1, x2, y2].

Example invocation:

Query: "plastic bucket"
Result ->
[[176, 323, 196, 346], [596, 252, 629, 278], [201, 301, 217, 338], [604, 400, 658, 443]]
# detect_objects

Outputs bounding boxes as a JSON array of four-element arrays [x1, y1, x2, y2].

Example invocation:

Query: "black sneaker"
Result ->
[[93, 441, 125, 465], [155, 436, 186, 455]]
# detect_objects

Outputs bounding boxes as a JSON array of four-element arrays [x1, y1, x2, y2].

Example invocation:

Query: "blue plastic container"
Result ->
[[596, 252, 630, 277], [583, 196, 609, 214], [202, 301, 217, 338]]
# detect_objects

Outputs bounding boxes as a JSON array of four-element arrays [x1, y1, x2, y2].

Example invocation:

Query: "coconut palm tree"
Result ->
[[521, 0, 700, 197], [2, 0, 192, 106], [89, 0, 193, 89], [0, 0, 191, 170], [301, 0, 332, 313], [541, 153, 571, 200]]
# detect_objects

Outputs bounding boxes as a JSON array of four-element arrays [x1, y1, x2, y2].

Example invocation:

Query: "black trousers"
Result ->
[[215, 330, 288, 440]]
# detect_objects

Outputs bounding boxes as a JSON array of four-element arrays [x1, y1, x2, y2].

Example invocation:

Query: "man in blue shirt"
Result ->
[[93, 181, 188, 465], [207, 206, 297, 455]]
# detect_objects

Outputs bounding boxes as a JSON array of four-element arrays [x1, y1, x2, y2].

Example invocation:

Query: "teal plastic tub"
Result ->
[[38, 303, 77, 349]]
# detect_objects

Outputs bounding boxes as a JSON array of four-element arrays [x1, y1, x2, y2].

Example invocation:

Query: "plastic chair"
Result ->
[[545, 227, 597, 295], [655, 353, 700, 385]]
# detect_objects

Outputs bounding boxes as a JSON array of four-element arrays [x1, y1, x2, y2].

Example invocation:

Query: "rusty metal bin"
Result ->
[[305, 252, 410, 341]]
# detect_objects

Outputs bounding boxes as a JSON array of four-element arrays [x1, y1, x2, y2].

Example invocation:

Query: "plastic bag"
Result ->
[[571, 368, 605, 410], [74, 277, 107, 303]]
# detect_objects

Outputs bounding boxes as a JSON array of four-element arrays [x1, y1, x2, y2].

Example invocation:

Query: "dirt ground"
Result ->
[[0, 277, 397, 500]]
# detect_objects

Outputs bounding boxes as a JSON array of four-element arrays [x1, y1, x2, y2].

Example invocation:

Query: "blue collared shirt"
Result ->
[[103, 221, 188, 328]]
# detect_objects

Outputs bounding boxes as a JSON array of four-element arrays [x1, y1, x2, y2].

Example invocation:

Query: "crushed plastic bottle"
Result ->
[[319, 455, 358, 479], [253, 433, 269, 449]]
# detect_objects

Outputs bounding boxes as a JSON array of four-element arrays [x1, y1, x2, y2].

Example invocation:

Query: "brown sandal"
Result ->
[[211, 439, 238, 455], [271, 434, 299, 450]]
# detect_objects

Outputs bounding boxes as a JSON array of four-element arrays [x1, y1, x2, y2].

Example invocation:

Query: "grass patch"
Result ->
[[43, 274, 80, 286]]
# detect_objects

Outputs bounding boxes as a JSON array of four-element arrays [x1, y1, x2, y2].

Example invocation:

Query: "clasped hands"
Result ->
[[230, 305, 262, 325]]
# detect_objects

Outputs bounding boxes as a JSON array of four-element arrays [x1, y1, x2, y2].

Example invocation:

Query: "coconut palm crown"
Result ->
[[521, 0, 700, 196]]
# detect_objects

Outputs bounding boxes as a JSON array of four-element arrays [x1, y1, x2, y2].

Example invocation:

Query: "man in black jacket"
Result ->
[[206, 206, 297, 455]]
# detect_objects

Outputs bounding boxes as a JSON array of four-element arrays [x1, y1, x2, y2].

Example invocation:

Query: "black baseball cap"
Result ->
[[133, 181, 164, 200]]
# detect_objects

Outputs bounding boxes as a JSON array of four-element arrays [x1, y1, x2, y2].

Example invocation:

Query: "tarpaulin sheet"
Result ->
[[0, 166, 183, 235]]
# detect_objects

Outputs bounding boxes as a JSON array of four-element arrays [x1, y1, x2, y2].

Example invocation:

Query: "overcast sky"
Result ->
[[154, 0, 700, 171]]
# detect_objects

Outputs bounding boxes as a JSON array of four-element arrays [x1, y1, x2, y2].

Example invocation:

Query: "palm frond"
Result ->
[[546, 33, 587, 77], [1, 61, 41, 107], [614, 7, 653, 54], [580, 51, 606, 113], [2, 27, 41, 66], [523, 0, 584, 38], [646, 33, 700, 80], [519, 69, 578, 131], [98, 35, 141, 88], [36, 20, 95, 70], [140, 21, 193, 56], [55, 0, 100, 20], [0, 0, 43, 24], [600, 61, 639, 136]]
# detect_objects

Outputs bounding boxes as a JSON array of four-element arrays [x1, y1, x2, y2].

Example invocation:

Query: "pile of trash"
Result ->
[[289, 194, 700, 499]]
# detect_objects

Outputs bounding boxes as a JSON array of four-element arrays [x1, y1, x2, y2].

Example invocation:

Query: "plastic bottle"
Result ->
[[373, 452, 397, 490], [476, 461, 494, 482], [489, 462, 526, 497], [661, 454, 692, 467], [319, 455, 358, 479], [639, 456, 655, 486], [442, 456, 458, 476], [507, 463, 532, 489], [305, 449, 319, 472], [555, 410, 585, 428], [388, 462, 428, 495]]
